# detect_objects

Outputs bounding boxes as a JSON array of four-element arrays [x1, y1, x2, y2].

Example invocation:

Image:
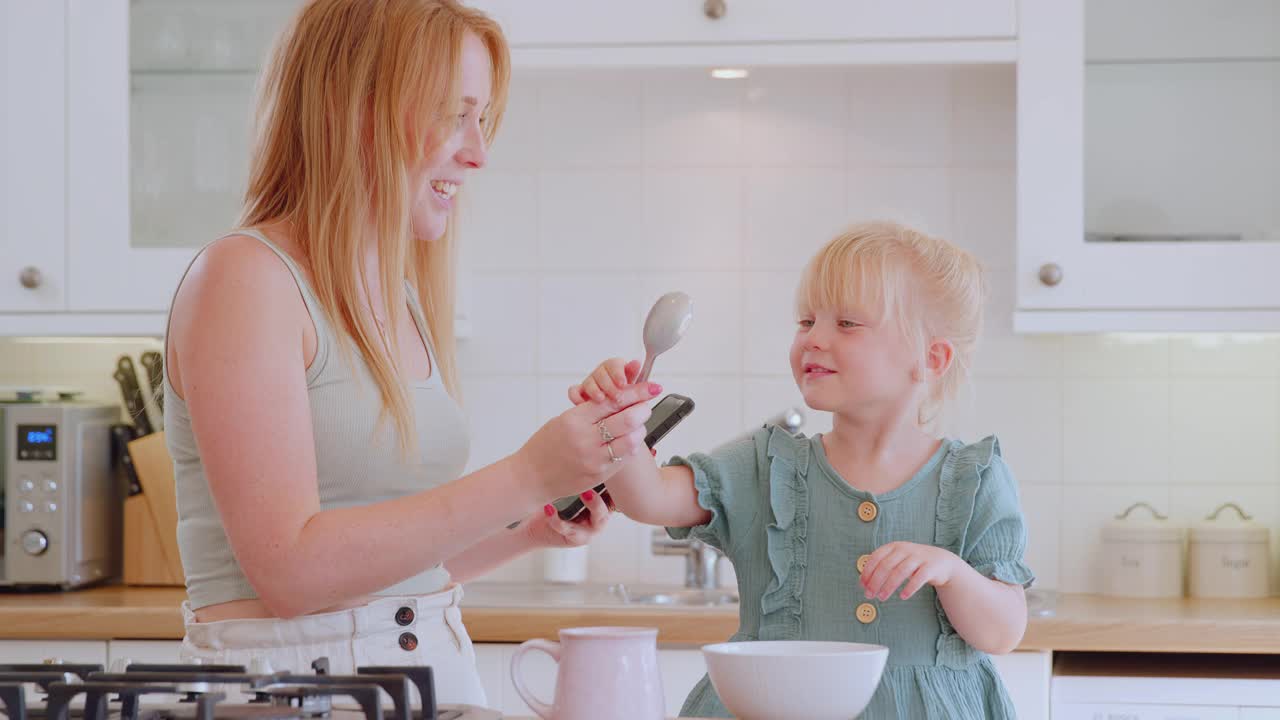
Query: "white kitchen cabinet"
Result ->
[[1016, 0, 1280, 333], [0, 640, 108, 702], [0, 639, 108, 665], [475, 643, 704, 716], [469, 0, 1016, 67], [107, 640, 183, 668], [62, 0, 245, 317], [1, 1, 67, 314], [2, 0, 481, 337], [991, 650, 1052, 720]]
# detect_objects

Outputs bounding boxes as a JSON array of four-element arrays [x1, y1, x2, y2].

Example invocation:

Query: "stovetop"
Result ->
[[0, 659, 500, 720]]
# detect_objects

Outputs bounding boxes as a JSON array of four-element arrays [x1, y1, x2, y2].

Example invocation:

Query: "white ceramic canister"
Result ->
[[1101, 502, 1186, 598], [1189, 502, 1270, 599], [543, 545, 589, 584]]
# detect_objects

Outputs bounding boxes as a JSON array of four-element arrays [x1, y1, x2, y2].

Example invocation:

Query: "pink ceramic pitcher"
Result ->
[[510, 626, 665, 720]]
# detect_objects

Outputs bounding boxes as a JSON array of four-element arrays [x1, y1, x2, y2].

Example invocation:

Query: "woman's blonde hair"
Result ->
[[241, 0, 510, 452], [796, 220, 985, 424]]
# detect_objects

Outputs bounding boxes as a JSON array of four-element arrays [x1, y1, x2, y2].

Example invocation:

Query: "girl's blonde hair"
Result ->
[[241, 0, 510, 452], [796, 220, 985, 424]]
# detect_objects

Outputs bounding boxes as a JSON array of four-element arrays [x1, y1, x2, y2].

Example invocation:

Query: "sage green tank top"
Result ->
[[164, 229, 468, 610]]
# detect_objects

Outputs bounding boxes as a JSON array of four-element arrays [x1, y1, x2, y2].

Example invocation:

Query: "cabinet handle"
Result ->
[[703, 0, 727, 20], [19, 266, 42, 290], [1038, 263, 1062, 287]]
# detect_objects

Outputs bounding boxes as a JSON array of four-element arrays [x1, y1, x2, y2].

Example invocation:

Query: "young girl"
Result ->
[[572, 220, 1033, 718]]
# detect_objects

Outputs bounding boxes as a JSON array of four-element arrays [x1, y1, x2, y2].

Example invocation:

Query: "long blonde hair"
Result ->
[[241, 0, 509, 452], [796, 220, 985, 424]]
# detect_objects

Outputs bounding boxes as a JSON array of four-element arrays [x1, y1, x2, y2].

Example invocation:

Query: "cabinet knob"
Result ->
[[1038, 263, 1063, 287], [19, 266, 42, 290], [703, 0, 727, 20]]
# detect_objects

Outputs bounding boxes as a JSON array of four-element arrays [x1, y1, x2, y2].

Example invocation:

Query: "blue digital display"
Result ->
[[17, 425, 56, 460], [26, 429, 53, 444]]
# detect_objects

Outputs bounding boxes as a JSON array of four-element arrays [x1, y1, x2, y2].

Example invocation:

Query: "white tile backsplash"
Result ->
[[537, 170, 642, 270], [847, 66, 952, 168], [950, 64, 1017, 169], [642, 71, 744, 167], [459, 171, 538, 271], [1063, 380, 1170, 486], [460, 377, 540, 474], [18, 65, 1280, 595], [536, 73, 643, 168], [741, 271, 802, 377], [1062, 335, 1171, 378], [743, 168, 847, 271], [639, 169, 743, 271], [1168, 335, 1280, 378], [456, 274, 539, 376], [846, 167, 952, 240], [951, 167, 1016, 272], [1169, 380, 1280, 486], [536, 273, 642, 374], [741, 69, 848, 168], [1018, 483, 1062, 591]]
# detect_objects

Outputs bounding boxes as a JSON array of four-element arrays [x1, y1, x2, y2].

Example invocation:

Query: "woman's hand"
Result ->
[[569, 358, 641, 405], [514, 381, 660, 500], [860, 542, 963, 601], [523, 489, 613, 549]]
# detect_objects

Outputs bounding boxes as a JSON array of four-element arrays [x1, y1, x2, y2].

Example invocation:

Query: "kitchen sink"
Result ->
[[459, 581, 738, 608], [611, 585, 739, 607]]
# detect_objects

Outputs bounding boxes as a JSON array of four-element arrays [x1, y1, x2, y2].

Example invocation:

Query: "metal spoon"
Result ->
[[635, 291, 693, 384]]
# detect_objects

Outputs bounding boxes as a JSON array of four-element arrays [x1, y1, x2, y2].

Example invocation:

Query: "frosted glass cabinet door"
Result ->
[[1017, 0, 1280, 324], [65, 0, 298, 312]]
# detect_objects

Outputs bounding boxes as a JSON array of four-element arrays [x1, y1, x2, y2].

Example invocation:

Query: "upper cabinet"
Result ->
[[64, 1, 292, 315], [1, 2, 66, 314], [2, 0, 1018, 336], [1016, 0, 1280, 332], [2, 1, 298, 334], [467, 0, 1018, 65]]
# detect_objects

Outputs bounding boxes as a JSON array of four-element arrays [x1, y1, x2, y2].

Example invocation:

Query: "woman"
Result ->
[[161, 0, 656, 705]]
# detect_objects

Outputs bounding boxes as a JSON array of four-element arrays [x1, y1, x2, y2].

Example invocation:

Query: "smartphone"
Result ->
[[551, 393, 695, 522]]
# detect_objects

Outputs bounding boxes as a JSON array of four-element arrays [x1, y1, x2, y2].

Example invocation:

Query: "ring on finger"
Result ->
[[597, 420, 615, 443], [606, 441, 622, 463]]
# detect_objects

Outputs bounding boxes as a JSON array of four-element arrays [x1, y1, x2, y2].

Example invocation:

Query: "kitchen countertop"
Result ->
[[1, 583, 1279, 653]]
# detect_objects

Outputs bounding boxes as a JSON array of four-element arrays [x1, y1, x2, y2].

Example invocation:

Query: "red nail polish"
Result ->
[[544, 504, 555, 517], [648, 383, 662, 395], [582, 490, 595, 502]]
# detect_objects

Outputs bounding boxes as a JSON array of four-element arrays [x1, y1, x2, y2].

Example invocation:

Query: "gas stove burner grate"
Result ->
[[0, 660, 463, 720]]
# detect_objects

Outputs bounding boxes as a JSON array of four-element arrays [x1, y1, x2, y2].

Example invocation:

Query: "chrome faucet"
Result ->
[[649, 407, 805, 589], [651, 527, 724, 590]]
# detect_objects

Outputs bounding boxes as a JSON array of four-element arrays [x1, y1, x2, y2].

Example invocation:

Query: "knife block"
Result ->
[[123, 432, 185, 586]]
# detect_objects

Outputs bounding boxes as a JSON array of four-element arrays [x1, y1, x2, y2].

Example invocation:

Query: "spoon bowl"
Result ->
[[636, 291, 693, 384]]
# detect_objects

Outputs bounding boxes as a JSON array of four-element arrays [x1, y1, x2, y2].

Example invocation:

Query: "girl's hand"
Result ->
[[860, 542, 963, 601], [569, 358, 642, 405], [523, 489, 614, 549]]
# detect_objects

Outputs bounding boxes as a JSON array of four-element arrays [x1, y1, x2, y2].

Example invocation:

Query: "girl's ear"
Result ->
[[926, 338, 955, 379]]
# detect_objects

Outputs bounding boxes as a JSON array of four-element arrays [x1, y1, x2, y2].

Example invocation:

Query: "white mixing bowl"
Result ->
[[702, 640, 889, 720]]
